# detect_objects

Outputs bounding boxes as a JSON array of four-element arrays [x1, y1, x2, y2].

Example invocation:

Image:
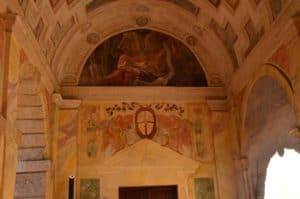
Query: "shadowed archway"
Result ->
[[244, 75, 299, 198]]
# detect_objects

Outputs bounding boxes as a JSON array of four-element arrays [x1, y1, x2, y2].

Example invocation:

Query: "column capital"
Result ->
[[0, 12, 17, 32], [52, 93, 81, 109]]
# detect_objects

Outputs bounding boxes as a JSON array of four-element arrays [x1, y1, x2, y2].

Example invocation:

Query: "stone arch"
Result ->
[[241, 65, 299, 198], [51, 1, 233, 87], [76, 28, 209, 86], [240, 64, 295, 154], [14, 63, 51, 199]]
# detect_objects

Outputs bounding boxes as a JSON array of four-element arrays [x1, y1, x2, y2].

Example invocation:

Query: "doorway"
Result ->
[[119, 185, 178, 199]]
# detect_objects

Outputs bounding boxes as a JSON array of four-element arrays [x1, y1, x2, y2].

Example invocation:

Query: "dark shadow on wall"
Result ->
[[244, 76, 299, 198]]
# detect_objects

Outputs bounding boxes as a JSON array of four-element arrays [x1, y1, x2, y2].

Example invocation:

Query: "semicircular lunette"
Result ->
[[79, 29, 208, 87]]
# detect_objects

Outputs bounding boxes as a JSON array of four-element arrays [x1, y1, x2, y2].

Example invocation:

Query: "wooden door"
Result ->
[[119, 185, 178, 199], [119, 187, 148, 199]]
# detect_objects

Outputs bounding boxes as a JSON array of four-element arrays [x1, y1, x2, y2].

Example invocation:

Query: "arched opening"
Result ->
[[244, 74, 298, 198], [265, 149, 300, 199]]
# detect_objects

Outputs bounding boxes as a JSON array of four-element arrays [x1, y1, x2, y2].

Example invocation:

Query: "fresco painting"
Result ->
[[79, 29, 207, 86], [188, 104, 213, 159], [194, 178, 215, 199], [80, 179, 100, 199], [194, 119, 204, 156], [79, 102, 213, 162], [58, 111, 78, 149]]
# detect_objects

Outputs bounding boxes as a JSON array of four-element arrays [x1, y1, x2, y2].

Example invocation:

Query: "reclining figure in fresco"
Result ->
[[80, 29, 206, 86], [102, 31, 175, 86]]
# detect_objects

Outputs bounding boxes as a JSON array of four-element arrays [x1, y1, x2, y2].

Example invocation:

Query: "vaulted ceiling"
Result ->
[[4, 0, 300, 90]]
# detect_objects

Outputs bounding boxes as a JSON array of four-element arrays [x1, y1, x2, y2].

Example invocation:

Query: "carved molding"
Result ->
[[136, 16, 150, 27], [60, 86, 231, 111], [52, 93, 81, 109], [61, 86, 226, 100], [229, 2, 300, 95]]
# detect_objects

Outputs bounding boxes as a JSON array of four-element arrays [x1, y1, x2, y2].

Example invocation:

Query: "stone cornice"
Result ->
[[61, 86, 226, 100], [60, 86, 231, 111]]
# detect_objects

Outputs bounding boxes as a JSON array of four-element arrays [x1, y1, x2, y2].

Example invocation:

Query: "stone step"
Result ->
[[18, 95, 41, 107], [17, 107, 44, 120], [19, 134, 46, 148], [18, 148, 45, 161], [16, 160, 51, 173], [15, 172, 45, 198], [16, 119, 44, 133]]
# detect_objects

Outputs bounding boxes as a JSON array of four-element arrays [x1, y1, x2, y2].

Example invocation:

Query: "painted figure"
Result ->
[[79, 30, 207, 86], [98, 32, 174, 85]]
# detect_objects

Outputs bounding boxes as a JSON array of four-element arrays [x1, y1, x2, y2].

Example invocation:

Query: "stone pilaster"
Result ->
[[0, 12, 17, 119], [210, 109, 238, 199], [0, 116, 21, 199], [0, 12, 19, 199], [52, 94, 81, 199], [240, 157, 254, 199]]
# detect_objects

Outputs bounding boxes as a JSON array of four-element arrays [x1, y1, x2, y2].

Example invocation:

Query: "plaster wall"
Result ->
[[53, 100, 238, 199]]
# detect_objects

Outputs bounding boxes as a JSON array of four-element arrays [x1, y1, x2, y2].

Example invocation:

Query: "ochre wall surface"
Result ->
[[53, 100, 237, 199], [1, 1, 300, 199]]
